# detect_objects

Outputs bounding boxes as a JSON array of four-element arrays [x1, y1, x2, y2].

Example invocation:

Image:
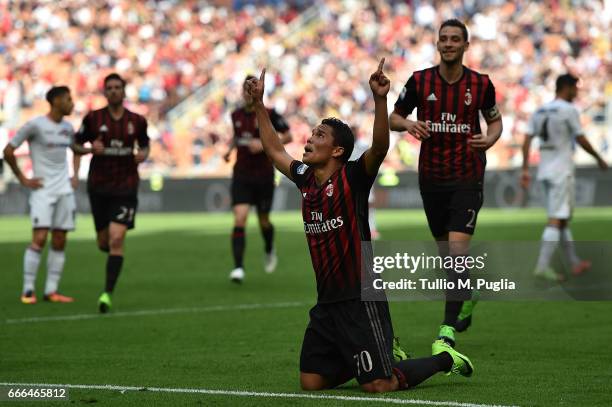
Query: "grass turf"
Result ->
[[1, 208, 612, 406]]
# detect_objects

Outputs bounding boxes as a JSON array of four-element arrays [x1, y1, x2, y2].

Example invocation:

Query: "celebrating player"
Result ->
[[521, 73, 608, 281], [248, 60, 473, 393], [72, 73, 150, 313], [223, 75, 291, 283], [3, 86, 78, 304], [390, 19, 503, 346]]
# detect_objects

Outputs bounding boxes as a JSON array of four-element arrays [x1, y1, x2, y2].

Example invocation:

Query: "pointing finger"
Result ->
[[260, 68, 266, 82], [378, 57, 385, 72]]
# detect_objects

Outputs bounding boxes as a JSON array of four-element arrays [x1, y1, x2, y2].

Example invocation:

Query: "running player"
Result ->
[[390, 19, 503, 346], [72, 73, 149, 313]]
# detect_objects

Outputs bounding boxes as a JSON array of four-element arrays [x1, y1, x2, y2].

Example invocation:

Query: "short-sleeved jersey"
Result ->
[[526, 99, 583, 180], [231, 107, 289, 180], [290, 155, 375, 304], [394, 66, 497, 190], [76, 107, 149, 195], [10, 115, 74, 195]]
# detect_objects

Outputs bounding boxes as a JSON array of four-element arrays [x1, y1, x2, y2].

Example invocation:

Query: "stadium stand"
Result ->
[[1, 0, 609, 178]]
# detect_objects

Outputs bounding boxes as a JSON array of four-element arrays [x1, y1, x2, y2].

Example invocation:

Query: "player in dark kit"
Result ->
[[223, 75, 291, 283], [390, 19, 503, 346], [247, 60, 473, 393], [72, 73, 150, 313]]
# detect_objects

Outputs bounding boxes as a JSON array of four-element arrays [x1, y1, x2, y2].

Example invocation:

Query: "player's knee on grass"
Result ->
[[300, 372, 331, 391], [361, 378, 396, 393], [50, 230, 67, 250]]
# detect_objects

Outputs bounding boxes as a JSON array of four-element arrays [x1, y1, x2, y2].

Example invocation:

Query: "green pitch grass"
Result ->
[[1, 208, 612, 406]]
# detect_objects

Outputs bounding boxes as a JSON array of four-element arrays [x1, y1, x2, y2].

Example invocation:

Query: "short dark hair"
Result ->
[[440, 19, 469, 42], [322, 117, 354, 162], [555, 74, 578, 93], [45, 86, 70, 104], [104, 73, 126, 88]]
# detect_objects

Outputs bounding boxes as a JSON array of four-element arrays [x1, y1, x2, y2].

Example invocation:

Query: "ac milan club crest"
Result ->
[[465, 89, 472, 106], [325, 183, 334, 197]]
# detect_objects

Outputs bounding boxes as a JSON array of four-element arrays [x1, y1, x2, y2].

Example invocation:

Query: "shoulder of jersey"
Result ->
[[33, 115, 47, 124], [412, 66, 435, 77], [123, 108, 146, 122]]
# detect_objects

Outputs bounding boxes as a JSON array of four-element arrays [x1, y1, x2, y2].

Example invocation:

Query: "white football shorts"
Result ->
[[29, 190, 76, 231], [542, 175, 574, 219]]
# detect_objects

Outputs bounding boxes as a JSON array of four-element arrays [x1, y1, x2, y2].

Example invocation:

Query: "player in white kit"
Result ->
[[521, 74, 608, 281], [3, 86, 78, 304]]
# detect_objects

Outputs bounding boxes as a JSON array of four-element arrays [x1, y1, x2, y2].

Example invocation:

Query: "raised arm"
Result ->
[[245, 69, 294, 179], [363, 58, 390, 176]]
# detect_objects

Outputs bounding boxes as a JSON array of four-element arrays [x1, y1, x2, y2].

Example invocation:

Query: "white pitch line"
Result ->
[[4, 301, 306, 325], [0, 382, 519, 407]]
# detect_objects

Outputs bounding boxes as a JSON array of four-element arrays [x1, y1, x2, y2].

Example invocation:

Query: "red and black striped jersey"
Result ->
[[232, 107, 289, 180], [290, 155, 375, 304], [394, 66, 497, 190], [76, 107, 149, 195]]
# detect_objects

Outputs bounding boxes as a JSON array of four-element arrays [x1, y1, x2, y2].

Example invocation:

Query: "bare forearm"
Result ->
[[576, 136, 602, 160], [389, 112, 409, 132], [73, 154, 81, 176], [3, 148, 24, 180], [254, 102, 284, 154], [486, 119, 503, 146], [521, 136, 531, 170], [371, 97, 389, 156], [71, 143, 91, 155]]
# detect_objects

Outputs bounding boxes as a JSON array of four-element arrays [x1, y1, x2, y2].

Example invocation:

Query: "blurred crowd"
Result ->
[[1, 0, 610, 178]]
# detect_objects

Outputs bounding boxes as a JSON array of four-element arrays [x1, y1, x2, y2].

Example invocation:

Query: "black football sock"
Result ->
[[261, 224, 274, 254], [443, 301, 463, 326], [231, 227, 246, 268], [393, 353, 453, 389], [443, 256, 471, 326], [105, 255, 124, 293]]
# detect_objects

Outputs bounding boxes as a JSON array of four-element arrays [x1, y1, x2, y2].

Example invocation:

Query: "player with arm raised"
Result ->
[[72, 73, 149, 313], [521, 73, 607, 281], [3, 86, 77, 304], [247, 60, 473, 393], [389, 19, 503, 346]]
